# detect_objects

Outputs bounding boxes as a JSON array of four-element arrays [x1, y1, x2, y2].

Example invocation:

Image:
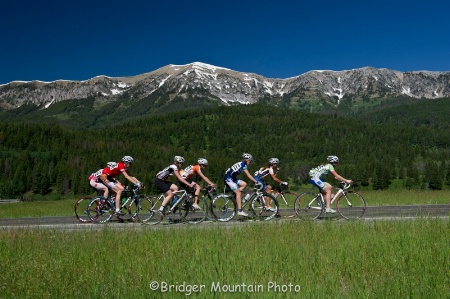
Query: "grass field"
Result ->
[[0, 189, 449, 219], [0, 219, 447, 298]]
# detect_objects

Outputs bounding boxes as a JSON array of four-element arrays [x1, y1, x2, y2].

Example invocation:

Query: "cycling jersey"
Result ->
[[180, 164, 201, 180], [156, 164, 178, 180], [224, 162, 247, 180], [254, 165, 278, 179], [309, 164, 335, 179], [101, 161, 128, 178]]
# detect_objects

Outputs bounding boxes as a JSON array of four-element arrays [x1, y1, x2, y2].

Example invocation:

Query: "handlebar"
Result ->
[[339, 182, 352, 190]]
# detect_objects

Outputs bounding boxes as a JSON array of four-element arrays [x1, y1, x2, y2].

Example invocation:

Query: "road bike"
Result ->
[[294, 182, 366, 220], [210, 185, 279, 221], [271, 184, 297, 218], [141, 187, 206, 225], [85, 186, 151, 223], [74, 195, 97, 223]]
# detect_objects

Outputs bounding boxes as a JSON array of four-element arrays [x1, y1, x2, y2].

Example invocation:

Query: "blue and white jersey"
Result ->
[[224, 161, 247, 180]]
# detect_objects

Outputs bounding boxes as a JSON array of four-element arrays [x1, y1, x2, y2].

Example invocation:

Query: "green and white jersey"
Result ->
[[309, 163, 335, 179]]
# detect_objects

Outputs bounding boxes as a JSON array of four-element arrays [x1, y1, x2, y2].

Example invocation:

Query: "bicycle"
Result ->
[[74, 195, 98, 223], [198, 186, 217, 221], [271, 184, 297, 218], [141, 187, 206, 225], [210, 185, 279, 221], [87, 186, 151, 223], [294, 182, 366, 220]]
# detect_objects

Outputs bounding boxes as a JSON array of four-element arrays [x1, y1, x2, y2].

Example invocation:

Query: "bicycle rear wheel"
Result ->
[[203, 195, 215, 221], [74, 196, 95, 223], [251, 193, 279, 221], [88, 197, 114, 223], [294, 192, 323, 220], [134, 196, 153, 223], [141, 195, 164, 225], [210, 194, 236, 222], [336, 191, 366, 219]]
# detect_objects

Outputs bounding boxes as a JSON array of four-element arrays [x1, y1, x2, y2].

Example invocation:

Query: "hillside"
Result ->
[[0, 104, 448, 199]]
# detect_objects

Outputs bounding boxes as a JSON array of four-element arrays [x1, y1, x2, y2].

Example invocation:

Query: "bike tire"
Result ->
[[251, 193, 279, 221], [210, 194, 236, 222], [141, 195, 164, 225], [116, 198, 138, 222], [181, 197, 206, 224], [88, 197, 114, 223], [336, 191, 366, 220], [294, 192, 323, 220], [203, 194, 216, 221], [277, 191, 297, 217], [135, 196, 154, 223], [74, 196, 95, 223]]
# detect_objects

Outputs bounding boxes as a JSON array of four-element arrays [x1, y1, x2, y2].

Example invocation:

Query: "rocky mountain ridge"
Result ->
[[1, 62, 449, 110]]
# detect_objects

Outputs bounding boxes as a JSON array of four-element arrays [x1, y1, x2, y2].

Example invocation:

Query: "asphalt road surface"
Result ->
[[0, 204, 448, 229]]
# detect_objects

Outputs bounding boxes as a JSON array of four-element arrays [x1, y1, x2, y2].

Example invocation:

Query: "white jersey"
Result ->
[[156, 164, 178, 180]]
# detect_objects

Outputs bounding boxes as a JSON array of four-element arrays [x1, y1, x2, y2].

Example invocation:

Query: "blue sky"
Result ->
[[1, 0, 449, 84]]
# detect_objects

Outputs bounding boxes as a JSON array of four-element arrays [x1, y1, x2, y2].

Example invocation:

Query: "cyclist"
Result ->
[[254, 158, 288, 212], [179, 158, 215, 210], [224, 153, 260, 217], [98, 156, 144, 215], [309, 155, 353, 213], [88, 162, 117, 198], [154, 156, 195, 214]]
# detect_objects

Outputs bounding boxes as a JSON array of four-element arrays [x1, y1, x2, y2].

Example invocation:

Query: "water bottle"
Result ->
[[172, 196, 179, 205], [242, 193, 251, 203], [121, 197, 127, 205], [331, 194, 335, 200]]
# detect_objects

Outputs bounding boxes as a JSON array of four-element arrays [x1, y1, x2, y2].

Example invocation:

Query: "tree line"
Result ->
[[0, 104, 449, 199]]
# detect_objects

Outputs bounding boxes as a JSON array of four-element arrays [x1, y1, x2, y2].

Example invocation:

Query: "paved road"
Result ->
[[0, 204, 448, 229]]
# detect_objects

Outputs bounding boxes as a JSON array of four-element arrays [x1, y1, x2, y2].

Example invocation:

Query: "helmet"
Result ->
[[174, 156, 185, 163], [242, 153, 253, 161], [269, 158, 279, 164], [122, 156, 134, 163], [327, 155, 339, 164], [198, 158, 208, 165]]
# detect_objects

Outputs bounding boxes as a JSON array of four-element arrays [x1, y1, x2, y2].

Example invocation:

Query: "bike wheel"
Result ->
[[210, 194, 236, 222], [183, 197, 206, 224], [203, 195, 215, 221], [277, 191, 297, 217], [336, 191, 366, 220], [135, 196, 154, 223], [251, 193, 279, 221], [74, 196, 95, 223], [141, 195, 164, 225], [294, 192, 323, 220], [88, 197, 114, 224], [116, 199, 137, 222]]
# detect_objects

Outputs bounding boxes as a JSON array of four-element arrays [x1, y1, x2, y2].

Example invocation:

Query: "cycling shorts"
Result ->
[[254, 177, 269, 191], [154, 178, 173, 193], [310, 177, 326, 191], [224, 177, 242, 191]]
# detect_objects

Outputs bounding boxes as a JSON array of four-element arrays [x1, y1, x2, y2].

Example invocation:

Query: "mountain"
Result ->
[[0, 62, 449, 124]]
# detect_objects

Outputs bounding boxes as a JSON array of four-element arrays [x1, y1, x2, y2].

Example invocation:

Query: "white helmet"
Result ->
[[198, 158, 208, 165], [174, 156, 185, 163], [242, 153, 253, 161], [327, 155, 339, 164], [122, 156, 134, 163], [269, 158, 279, 164]]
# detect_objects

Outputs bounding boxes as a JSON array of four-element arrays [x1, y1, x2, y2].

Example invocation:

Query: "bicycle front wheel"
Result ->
[[294, 192, 323, 220], [210, 194, 236, 222], [74, 196, 94, 223], [251, 193, 279, 221], [336, 191, 366, 220], [277, 191, 297, 217]]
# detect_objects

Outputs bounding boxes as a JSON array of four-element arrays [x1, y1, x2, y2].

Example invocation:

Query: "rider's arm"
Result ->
[[330, 170, 352, 184], [197, 169, 214, 186], [244, 169, 258, 184], [121, 171, 141, 186], [269, 173, 284, 184], [175, 170, 194, 187]]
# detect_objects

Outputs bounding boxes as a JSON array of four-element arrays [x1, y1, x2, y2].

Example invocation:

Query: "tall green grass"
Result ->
[[0, 220, 447, 298]]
